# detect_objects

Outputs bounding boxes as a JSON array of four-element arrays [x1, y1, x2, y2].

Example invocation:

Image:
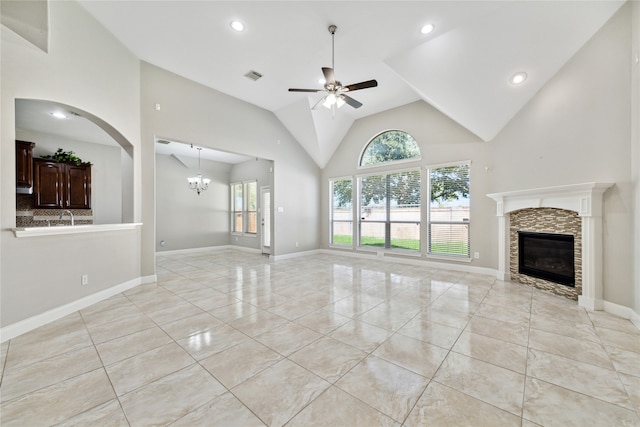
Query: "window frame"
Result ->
[[230, 180, 258, 236], [245, 180, 258, 235], [329, 176, 354, 247], [356, 167, 422, 253], [357, 129, 422, 170], [426, 160, 471, 261], [230, 182, 243, 234]]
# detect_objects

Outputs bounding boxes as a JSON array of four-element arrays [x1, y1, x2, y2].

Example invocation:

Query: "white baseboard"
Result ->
[[270, 249, 322, 261], [603, 300, 640, 330], [319, 248, 497, 276], [578, 295, 604, 311], [156, 245, 262, 256], [232, 246, 262, 254], [0, 275, 152, 343], [156, 245, 233, 256]]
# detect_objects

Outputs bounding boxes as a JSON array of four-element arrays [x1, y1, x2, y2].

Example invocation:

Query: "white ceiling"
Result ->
[[154, 138, 253, 164], [73, 1, 624, 167], [15, 99, 253, 163], [15, 99, 117, 147]]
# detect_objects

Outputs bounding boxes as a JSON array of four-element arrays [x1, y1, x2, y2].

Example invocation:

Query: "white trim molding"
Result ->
[[487, 182, 613, 311], [321, 248, 496, 276], [0, 275, 154, 342], [13, 222, 142, 238], [157, 245, 262, 257]]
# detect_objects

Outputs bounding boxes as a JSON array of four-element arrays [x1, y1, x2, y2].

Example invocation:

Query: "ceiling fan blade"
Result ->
[[342, 95, 363, 109], [322, 67, 335, 85], [311, 95, 328, 110], [343, 79, 378, 92], [289, 88, 323, 93]]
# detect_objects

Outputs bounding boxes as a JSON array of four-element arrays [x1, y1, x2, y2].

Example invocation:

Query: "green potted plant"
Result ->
[[42, 148, 91, 165]]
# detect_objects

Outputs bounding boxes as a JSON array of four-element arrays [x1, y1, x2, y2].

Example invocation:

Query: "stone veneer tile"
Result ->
[[16, 194, 94, 227], [509, 208, 581, 301]]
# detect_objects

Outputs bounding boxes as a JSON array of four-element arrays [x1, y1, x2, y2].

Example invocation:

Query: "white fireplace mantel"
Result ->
[[487, 182, 613, 311]]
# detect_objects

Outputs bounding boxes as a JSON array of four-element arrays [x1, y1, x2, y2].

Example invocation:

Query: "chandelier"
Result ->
[[187, 147, 211, 195]]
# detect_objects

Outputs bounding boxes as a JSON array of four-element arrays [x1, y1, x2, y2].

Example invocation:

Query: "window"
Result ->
[[230, 180, 257, 234], [427, 163, 470, 257], [332, 128, 471, 261], [358, 169, 421, 251], [231, 183, 243, 233], [246, 181, 257, 234], [360, 130, 420, 167], [330, 178, 353, 246]]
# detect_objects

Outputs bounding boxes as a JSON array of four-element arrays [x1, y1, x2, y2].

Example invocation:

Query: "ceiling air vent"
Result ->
[[244, 70, 263, 81]]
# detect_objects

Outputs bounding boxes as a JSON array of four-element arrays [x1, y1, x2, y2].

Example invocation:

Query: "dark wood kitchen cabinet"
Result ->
[[33, 158, 91, 209], [16, 140, 35, 190]]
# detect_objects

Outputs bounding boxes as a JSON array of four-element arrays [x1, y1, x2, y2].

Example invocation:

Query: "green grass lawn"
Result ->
[[430, 241, 469, 256], [332, 235, 468, 255], [332, 235, 353, 246]]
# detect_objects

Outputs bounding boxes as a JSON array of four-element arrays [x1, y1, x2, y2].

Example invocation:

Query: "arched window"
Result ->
[[360, 130, 420, 167]]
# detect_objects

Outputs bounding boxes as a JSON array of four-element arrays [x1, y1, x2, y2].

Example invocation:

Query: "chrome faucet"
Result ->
[[59, 210, 74, 226]]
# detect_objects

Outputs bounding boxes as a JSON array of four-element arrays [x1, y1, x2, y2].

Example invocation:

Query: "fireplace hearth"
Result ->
[[518, 231, 575, 286]]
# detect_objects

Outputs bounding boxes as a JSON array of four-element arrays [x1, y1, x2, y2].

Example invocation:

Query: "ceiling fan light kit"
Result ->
[[288, 25, 377, 112]]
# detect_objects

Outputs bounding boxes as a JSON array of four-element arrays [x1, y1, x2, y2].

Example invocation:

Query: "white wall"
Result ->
[[16, 128, 123, 224], [632, 0, 640, 318], [155, 153, 231, 251], [140, 63, 320, 273], [321, 4, 636, 309], [1, 1, 141, 327], [490, 4, 632, 307]]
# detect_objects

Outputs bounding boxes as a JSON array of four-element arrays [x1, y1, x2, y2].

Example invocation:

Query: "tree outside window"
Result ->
[[330, 178, 353, 246], [330, 128, 471, 258], [246, 181, 257, 234], [428, 164, 470, 257], [231, 183, 243, 233], [230, 180, 257, 234], [360, 130, 420, 166]]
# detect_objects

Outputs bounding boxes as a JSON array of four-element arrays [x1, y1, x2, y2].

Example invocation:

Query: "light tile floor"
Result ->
[[1, 250, 639, 426]]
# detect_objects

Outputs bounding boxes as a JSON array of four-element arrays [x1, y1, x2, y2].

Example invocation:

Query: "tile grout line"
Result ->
[[73, 308, 132, 426], [521, 285, 534, 424], [397, 274, 494, 426]]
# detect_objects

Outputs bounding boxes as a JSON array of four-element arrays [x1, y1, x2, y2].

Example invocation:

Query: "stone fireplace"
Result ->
[[488, 183, 612, 310], [511, 208, 581, 300]]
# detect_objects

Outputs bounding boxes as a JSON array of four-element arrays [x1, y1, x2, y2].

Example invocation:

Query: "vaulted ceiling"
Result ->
[[78, 1, 625, 167]]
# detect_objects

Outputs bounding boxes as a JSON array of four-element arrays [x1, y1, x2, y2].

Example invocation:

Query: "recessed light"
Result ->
[[230, 20, 245, 32], [318, 78, 326, 85], [50, 111, 67, 119], [420, 24, 435, 35], [510, 72, 527, 85]]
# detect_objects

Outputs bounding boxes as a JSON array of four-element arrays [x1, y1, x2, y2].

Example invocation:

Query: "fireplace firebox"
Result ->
[[518, 231, 575, 287]]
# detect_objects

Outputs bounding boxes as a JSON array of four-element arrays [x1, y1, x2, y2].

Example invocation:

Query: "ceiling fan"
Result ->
[[288, 25, 378, 110]]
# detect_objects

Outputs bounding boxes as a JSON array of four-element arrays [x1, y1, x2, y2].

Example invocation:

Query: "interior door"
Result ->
[[260, 186, 271, 254]]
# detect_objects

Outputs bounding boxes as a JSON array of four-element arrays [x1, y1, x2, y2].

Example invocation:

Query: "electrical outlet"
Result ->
[[295, 241, 299, 247], [474, 252, 480, 259], [81, 274, 89, 286]]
